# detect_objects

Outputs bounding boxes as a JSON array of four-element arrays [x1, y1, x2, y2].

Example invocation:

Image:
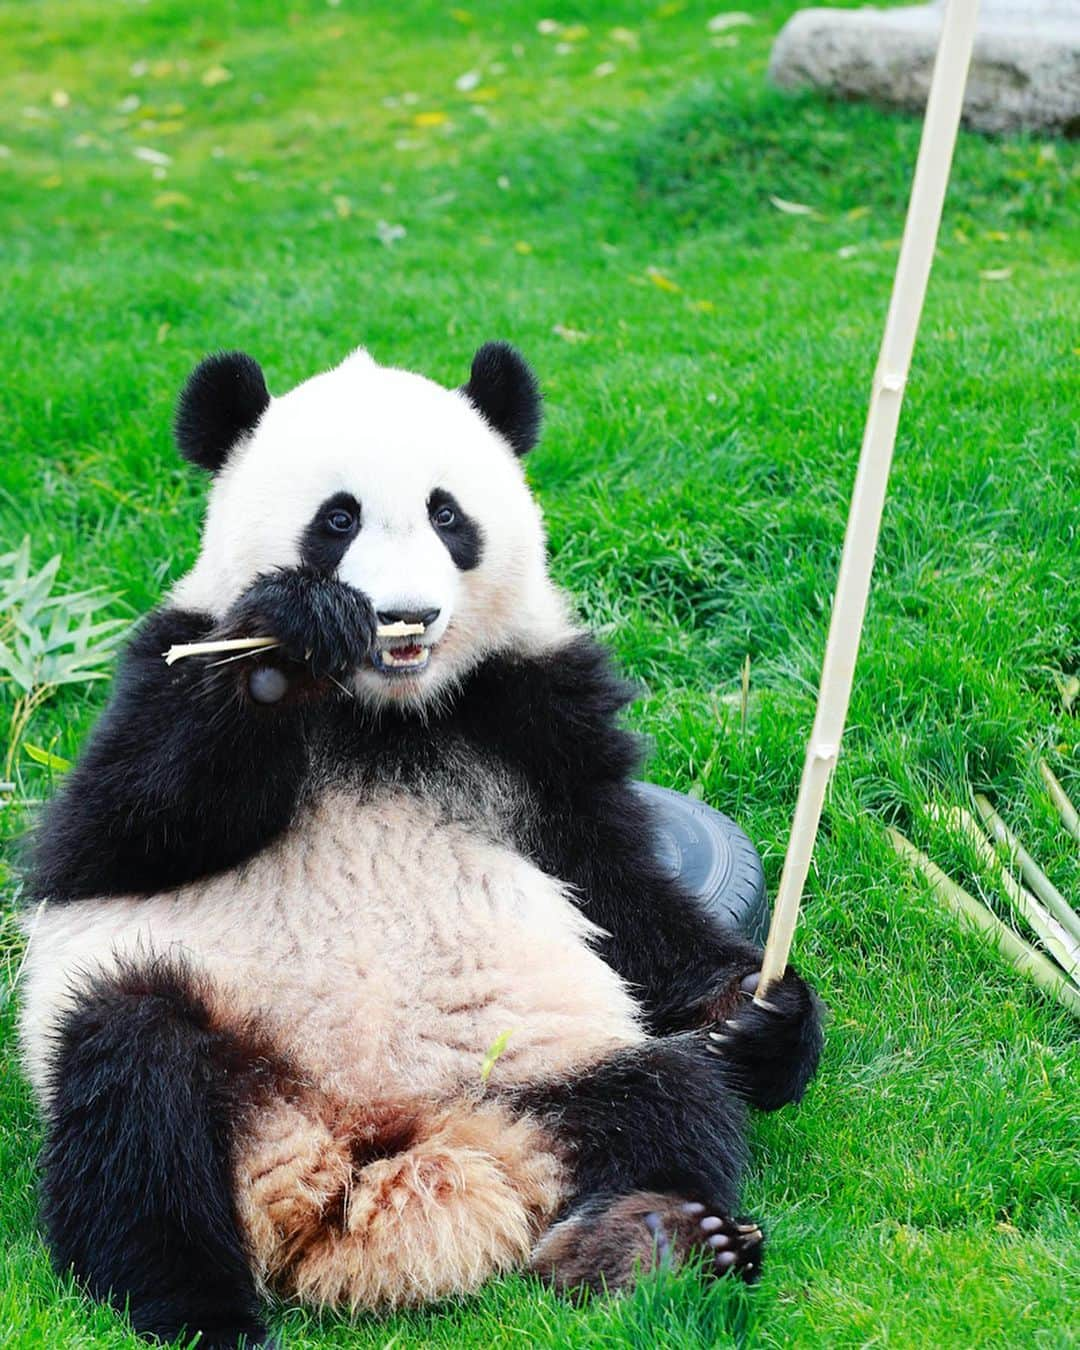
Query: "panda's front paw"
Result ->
[[227, 569, 377, 679], [706, 966, 824, 1112]]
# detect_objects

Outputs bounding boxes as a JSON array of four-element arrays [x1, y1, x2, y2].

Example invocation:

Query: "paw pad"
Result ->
[[643, 1199, 764, 1283]]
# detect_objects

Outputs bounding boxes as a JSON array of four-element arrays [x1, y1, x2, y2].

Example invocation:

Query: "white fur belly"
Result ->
[[20, 791, 644, 1105]]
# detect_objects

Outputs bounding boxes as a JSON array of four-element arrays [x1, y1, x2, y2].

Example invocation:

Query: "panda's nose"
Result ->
[[377, 607, 441, 629]]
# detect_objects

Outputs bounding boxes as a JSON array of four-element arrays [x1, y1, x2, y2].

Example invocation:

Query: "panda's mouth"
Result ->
[[370, 642, 431, 676]]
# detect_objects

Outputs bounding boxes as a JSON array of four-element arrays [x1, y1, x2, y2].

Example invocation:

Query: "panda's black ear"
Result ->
[[174, 351, 270, 473], [461, 342, 542, 457]]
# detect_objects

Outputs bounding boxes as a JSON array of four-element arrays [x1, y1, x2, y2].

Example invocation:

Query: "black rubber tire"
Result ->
[[631, 782, 769, 945]]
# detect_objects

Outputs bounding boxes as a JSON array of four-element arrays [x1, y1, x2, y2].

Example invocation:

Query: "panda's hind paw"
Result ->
[[646, 1200, 764, 1283], [530, 1190, 764, 1293]]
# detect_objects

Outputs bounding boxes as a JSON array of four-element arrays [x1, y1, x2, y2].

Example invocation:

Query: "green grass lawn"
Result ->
[[2, 0, 1079, 1344]]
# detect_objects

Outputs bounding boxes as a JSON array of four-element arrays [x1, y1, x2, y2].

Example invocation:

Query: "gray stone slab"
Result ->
[[768, 1, 1080, 134]]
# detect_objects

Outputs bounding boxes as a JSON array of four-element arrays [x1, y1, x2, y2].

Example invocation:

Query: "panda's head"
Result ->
[[170, 343, 574, 708]]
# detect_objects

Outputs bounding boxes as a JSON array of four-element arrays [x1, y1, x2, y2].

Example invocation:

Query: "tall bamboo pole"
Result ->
[[757, 0, 982, 998]]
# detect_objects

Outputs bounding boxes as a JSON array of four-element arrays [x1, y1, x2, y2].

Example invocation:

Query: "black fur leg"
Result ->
[[227, 567, 377, 678], [705, 967, 824, 1112], [518, 1034, 748, 1212], [39, 959, 276, 1347], [519, 1036, 754, 1293]]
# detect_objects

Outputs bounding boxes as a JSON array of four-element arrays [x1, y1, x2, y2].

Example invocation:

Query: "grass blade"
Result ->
[[887, 827, 1080, 1019], [973, 795, 1080, 947], [928, 805, 1080, 988], [1039, 760, 1080, 847]]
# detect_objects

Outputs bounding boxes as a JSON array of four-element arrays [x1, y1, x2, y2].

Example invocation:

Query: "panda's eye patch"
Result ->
[[427, 488, 482, 571], [300, 493, 361, 574], [313, 492, 360, 537]]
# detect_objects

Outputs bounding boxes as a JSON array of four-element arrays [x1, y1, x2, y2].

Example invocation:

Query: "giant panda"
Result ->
[[19, 342, 823, 1348]]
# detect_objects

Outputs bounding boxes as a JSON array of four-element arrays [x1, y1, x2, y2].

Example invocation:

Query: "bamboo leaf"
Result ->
[[12, 555, 63, 620], [0, 538, 33, 593], [0, 545, 128, 747], [23, 742, 72, 773], [479, 1028, 515, 1085], [0, 638, 36, 692]]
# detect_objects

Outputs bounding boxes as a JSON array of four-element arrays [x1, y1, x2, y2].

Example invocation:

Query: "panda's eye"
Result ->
[[326, 508, 356, 534], [432, 504, 456, 529]]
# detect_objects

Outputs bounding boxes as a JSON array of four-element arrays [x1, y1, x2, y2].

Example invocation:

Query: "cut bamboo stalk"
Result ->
[[756, 0, 983, 1000], [973, 795, 1080, 947], [1039, 760, 1080, 846], [927, 805, 1080, 986], [375, 621, 427, 638], [164, 637, 280, 666], [888, 827, 1080, 1019], [164, 621, 426, 667]]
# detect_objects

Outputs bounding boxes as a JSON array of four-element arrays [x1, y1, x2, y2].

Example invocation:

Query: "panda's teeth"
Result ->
[[372, 644, 430, 674]]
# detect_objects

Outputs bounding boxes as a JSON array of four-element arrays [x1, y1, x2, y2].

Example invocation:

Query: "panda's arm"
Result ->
[[28, 604, 311, 902], [475, 637, 764, 1031], [533, 777, 823, 1109], [480, 636, 822, 1109]]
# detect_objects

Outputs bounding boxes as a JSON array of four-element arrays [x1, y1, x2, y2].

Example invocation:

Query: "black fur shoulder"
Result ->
[[462, 632, 644, 789]]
